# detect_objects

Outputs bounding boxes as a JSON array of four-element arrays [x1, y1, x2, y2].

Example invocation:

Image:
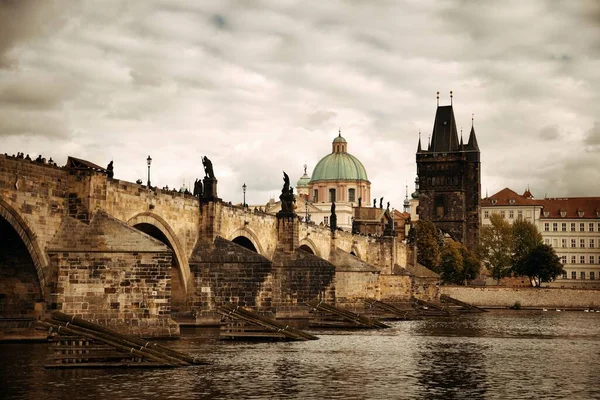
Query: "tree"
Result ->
[[521, 244, 565, 287], [408, 219, 442, 270], [478, 213, 513, 284], [511, 218, 543, 278], [438, 240, 481, 285]]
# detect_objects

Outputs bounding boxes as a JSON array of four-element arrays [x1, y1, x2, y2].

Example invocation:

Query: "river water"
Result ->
[[2, 310, 600, 400]]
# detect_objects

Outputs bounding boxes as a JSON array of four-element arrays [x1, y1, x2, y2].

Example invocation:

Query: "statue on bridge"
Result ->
[[358, 197, 362, 207], [203, 156, 215, 180], [330, 201, 337, 233], [277, 171, 296, 219], [379, 197, 383, 209]]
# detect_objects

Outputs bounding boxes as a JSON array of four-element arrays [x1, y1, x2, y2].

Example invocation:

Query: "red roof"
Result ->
[[538, 197, 600, 219], [481, 188, 540, 207]]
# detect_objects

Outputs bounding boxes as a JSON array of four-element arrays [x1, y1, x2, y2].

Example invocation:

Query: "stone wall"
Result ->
[[441, 286, 600, 308]]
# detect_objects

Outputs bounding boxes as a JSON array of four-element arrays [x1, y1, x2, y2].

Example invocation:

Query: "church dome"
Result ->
[[310, 132, 368, 182], [296, 164, 311, 188]]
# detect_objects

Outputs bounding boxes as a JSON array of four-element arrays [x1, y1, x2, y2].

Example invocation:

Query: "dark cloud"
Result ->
[[1, 0, 599, 205]]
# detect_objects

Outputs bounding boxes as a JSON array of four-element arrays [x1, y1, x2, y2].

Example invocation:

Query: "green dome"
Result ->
[[310, 152, 368, 182], [297, 173, 311, 188], [333, 135, 347, 144]]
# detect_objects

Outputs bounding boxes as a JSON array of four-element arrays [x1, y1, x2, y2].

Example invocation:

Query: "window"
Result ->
[[329, 188, 336, 203], [590, 239, 595, 249], [571, 271, 577, 279], [500, 211, 506, 219], [518, 210, 523, 219], [435, 195, 445, 217], [580, 223, 585, 232], [561, 255, 567, 264], [324, 216, 329, 225], [484, 211, 489, 219], [580, 239, 585, 248], [591, 271, 596, 280], [590, 223, 595, 232], [581, 271, 586, 280], [597, 222, 600, 231], [580, 256, 585, 264], [561, 238, 567, 248], [509, 211, 514, 219], [562, 273, 567, 279], [313, 189, 318, 202], [571, 255, 577, 264], [553, 238, 558, 248], [590, 256, 596, 264], [552, 223, 558, 231], [544, 223, 550, 232], [348, 188, 356, 203], [561, 223, 567, 232], [544, 238, 550, 245], [571, 223, 576, 232], [571, 239, 576, 248]]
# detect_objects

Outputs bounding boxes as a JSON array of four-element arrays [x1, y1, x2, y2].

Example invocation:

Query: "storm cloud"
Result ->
[[1, 0, 599, 206]]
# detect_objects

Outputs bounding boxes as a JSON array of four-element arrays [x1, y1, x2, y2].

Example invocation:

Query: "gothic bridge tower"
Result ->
[[415, 92, 481, 250]]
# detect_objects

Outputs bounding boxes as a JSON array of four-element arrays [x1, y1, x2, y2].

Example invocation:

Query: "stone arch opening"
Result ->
[[0, 215, 44, 319], [232, 236, 258, 253], [298, 244, 315, 255], [128, 213, 190, 314], [228, 228, 265, 255]]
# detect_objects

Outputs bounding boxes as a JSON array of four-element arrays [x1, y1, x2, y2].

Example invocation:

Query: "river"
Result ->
[[1, 310, 599, 400]]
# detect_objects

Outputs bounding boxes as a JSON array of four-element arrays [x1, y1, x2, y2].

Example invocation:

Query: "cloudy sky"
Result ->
[[1, 0, 599, 207]]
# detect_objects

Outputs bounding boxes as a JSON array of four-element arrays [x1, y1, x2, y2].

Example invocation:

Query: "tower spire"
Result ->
[[436, 91, 439, 107], [417, 131, 422, 152]]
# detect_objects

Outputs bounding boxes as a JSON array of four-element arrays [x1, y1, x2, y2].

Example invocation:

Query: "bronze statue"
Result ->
[[387, 201, 390, 210], [380, 197, 383, 209], [358, 197, 362, 207], [279, 171, 294, 214], [283, 171, 290, 194], [373, 199, 376, 208], [106, 161, 114, 179], [202, 156, 215, 179]]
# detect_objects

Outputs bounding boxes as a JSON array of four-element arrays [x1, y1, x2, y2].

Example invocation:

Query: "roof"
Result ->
[[66, 156, 106, 172], [466, 125, 479, 151], [481, 187, 540, 207], [310, 152, 368, 182], [538, 197, 600, 219], [429, 105, 460, 153], [333, 134, 347, 143], [296, 172, 311, 188]]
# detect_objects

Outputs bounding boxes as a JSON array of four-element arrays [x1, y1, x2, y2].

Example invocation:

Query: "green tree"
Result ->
[[511, 218, 543, 279], [408, 219, 441, 270], [521, 244, 565, 287], [460, 245, 481, 284], [478, 213, 513, 284], [439, 240, 481, 285]]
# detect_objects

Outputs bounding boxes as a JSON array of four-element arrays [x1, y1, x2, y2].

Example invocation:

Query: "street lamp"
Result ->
[[242, 183, 247, 207], [146, 155, 152, 187]]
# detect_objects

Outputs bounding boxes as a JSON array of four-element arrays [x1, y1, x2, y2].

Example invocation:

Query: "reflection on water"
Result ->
[[1, 311, 600, 400]]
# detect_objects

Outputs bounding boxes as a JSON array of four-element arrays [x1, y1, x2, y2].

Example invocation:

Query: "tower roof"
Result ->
[[466, 125, 480, 151], [430, 105, 460, 152]]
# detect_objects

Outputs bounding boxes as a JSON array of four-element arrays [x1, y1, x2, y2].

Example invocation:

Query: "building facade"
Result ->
[[416, 99, 481, 250], [482, 188, 600, 286]]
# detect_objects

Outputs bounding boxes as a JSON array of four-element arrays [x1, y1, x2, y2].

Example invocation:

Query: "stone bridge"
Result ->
[[0, 154, 438, 336]]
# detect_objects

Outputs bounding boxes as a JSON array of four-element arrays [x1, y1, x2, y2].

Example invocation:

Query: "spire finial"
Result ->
[[471, 113, 474, 127], [303, 163, 307, 175], [436, 91, 439, 106], [338, 128, 341, 137], [450, 90, 453, 105]]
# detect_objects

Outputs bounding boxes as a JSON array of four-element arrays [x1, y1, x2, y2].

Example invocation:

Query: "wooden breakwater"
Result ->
[[39, 312, 204, 368]]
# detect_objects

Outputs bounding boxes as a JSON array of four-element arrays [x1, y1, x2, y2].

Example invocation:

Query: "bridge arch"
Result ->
[[127, 213, 190, 306], [0, 199, 47, 315], [298, 237, 319, 257], [227, 227, 265, 255]]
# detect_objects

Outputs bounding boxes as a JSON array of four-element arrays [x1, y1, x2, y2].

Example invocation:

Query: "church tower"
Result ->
[[415, 92, 481, 250]]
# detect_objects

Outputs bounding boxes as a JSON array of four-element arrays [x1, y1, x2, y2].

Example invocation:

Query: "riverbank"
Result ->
[[441, 286, 600, 309]]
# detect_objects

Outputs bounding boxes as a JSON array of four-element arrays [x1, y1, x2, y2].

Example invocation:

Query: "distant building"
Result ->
[[416, 96, 481, 250], [482, 188, 600, 287]]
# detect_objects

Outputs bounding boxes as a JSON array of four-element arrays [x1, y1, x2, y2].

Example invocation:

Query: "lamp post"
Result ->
[[242, 183, 247, 207], [146, 155, 152, 187]]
